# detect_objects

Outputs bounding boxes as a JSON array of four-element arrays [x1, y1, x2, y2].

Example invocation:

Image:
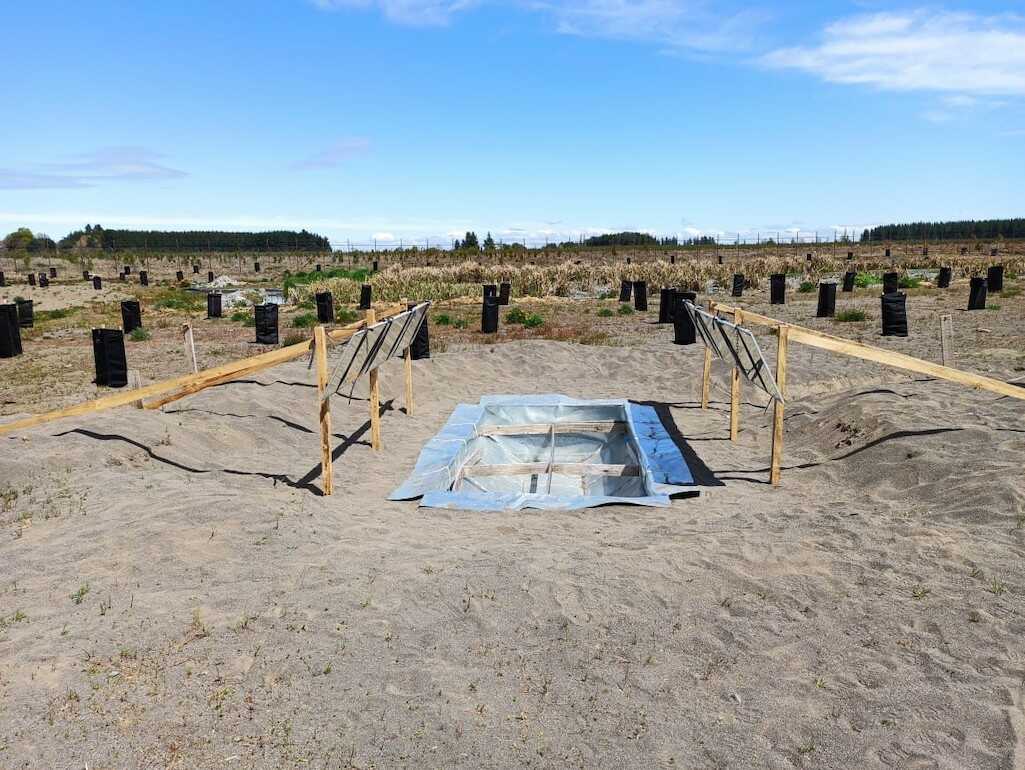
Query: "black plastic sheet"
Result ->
[[770, 274, 785, 305], [498, 282, 511, 305], [731, 274, 744, 297], [255, 304, 279, 344], [883, 272, 899, 294], [632, 281, 647, 311], [207, 292, 222, 318], [987, 265, 1004, 293], [16, 299, 32, 328], [937, 267, 952, 288], [816, 283, 836, 318], [968, 277, 987, 311], [0, 304, 22, 358], [92, 329, 128, 387], [618, 280, 631, 302], [359, 284, 372, 310], [842, 271, 855, 292], [121, 300, 142, 333], [481, 295, 499, 333], [881, 292, 907, 337], [673, 291, 697, 345], [316, 291, 334, 323]]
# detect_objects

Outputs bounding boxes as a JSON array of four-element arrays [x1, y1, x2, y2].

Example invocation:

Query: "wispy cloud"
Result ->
[[291, 137, 371, 170], [0, 147, 187, 190], [312, 0, 764, 51], [761, 10, 1025, 96]]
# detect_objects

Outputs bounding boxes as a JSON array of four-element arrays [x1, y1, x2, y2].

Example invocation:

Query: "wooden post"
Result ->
[[700, 299, 714, 409], [939, 314, 953, 367], [182, 323, 198, 373], [314, 325, 333, 495], [770, 325, 789, 486], [729, 308, 743, 441], [404, 346, 414, 416], [128, 371, 144, 409], [366, 309, 382, 450]]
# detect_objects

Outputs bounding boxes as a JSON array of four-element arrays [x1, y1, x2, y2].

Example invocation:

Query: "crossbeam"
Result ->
[[478, 420, 626, 437], [460, 462, 640, 478]]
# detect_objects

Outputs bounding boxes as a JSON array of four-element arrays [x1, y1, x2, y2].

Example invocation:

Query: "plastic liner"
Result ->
[[673, 291, 697, 345], [254, 261, 261, 273], [140, 271, 149, 286], [619, 280, 632, 302], [207, 292, 222, 318], [92, 329, 128, 387], [937, 267, 952, 288], [881, 292, 907, 337], [316, 291, 334, 323], [770, 274, 785, 304], [359, 284, 372, 310], [481, 295, 499, 333], [28, 274, 36, 287], [816, 282, 836, 318], [987, 265, 1004, 293], [883, 272, 898, 294], [408, 302, 430, 359], [498, 282, 511, 305], [842, 271, 855, 292], [0, 304, 23, 358], [658, 287, 676, 323], [255, 304, 279, 344], [390, 394, 698, 511], [968, 277, 987, 311], [731, 274, 744, 297], [633, 281, 648, 311], [121, 301, 142, 333], [16, 299, 33, 328]]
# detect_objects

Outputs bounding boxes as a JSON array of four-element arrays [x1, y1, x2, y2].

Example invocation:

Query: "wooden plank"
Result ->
[[314, 325, 333, 496], [404, 346, 414, 417], [770, 325, 788, 486], [366, 309, 382, 450], [0, 305, 407, 435], [461, 462, 640, 478], [478, 420, 625, 437]]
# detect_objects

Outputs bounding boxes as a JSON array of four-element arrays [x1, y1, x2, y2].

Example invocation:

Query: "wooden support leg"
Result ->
[[366, 310, 382, 450], [770, 325, 789, 486], [700, 347, 712, 409], [314, 325, 333, 496], [404, 346, 414, 416]]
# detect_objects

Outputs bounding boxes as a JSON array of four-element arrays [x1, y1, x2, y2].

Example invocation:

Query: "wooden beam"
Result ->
[[0, 305, 408, 436], [314, 325, 333, 496], [478, 420, 625, 437], [366, 309, 382, 450], [461, 462, 640, 478], [713, 303, 1025, 402], [770, 325, 788, 486], [404, 346, 414, 417]]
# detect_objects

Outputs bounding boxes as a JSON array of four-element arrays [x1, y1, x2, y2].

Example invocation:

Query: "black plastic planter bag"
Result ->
[[498, 282, 511, 305], [408, 302, 430, 359], [847, 251, 854, 260], [731, 274, 744, 298], [881, 292, 908, 337], [139, 271, 149, 287], [38, 274, 49, 288], [49, 267, 57, 278], [968, 277, 987, 310], [207, 271, 214, 283], [618, 280, 632, 303], [93, 276, 102, 290], [842, 271, 856, 292], [883, 272, 899, 294], [0, 304, 22, 358], [83, 270, 90, 281], [0, 271, 5, 287], [885, 248, 891, 258], [987, 265, 1004, 293], [770, 274, 785, 305], [124, 265, 131, 275], [359, 284, 372, 310], [673, 291, 697, 345], [207, 292, 222, 318], [937, 267, 952, 288], [193, 264, 200, 274], [27, 273, 36, 287], [481, 295, 499, 333], [255, 304, 279, 344], [121, 300, 142, 333], [816, 283, 837, 318], [316, 291, 334, 323], [372, 260, 379, 272], [658, 287, 675, 323], [316, 264, 322, 272], [92, 329, 128, 387], [254, 261, 261, 273], [176, 270, 184, 281], [483, 284, 497, 301], [632, 281, 648, 311], [16, 299, 33, 328]]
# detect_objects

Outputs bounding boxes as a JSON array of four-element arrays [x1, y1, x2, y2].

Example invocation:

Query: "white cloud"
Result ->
[[292, 137, 371, 170], [0, 147, 187, 190], [312, 0, 477, 26], [761, 10, 1025, 96]]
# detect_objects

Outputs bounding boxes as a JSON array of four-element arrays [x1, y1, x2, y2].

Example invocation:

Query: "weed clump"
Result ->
[[835, 309, 867, 322]]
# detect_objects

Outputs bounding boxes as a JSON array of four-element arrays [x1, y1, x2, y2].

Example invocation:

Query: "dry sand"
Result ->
[[1, 283, 1024, 768]]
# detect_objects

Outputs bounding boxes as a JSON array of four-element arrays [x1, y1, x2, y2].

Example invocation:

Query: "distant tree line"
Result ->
[[862, 218, 1025, 242], [2, 227, 56, 252], [56, 224, 331, 251]]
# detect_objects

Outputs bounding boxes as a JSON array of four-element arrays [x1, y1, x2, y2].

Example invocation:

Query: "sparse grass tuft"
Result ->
[[71, 584, 90, 605], [291, 312, 317, 328], [855, 272, 883, 288], [911, 584, 930, 600], [898, 275, 922, 289], [597, 308, 614, 317], [434, 314, 453, 325], [617, 303, 634, 315], [128, 327, 151, 341], [835, 309, 866, 322], [797, 281, 815, 293], [230, 310, 255, 326]]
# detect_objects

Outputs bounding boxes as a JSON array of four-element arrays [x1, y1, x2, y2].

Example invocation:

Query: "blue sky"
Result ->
[[2, 0, 1024, 247]]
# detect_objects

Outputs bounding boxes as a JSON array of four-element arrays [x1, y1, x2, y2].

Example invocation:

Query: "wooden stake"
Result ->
[[128, 371, 144, 409], [182, 323, 198, 373], [729, 308, 743, 441], [404, 346, 414, 416], [314, 325, 333, 496], [700, 301, 714, 409], [939, 314, 953, 367], [366, 309, 382, 450], [770, 325, 789, 486]]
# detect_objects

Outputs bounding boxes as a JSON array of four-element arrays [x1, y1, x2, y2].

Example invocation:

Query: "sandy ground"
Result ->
[[1, 277, 1024, 768]]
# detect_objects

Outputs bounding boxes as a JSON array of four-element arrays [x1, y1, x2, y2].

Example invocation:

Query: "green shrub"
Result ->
[[617, 304, 634, 315], [522, 313, 544, 328], [835, 309, 867, 322], [153, 288, 204, 312], [898, 275, 921, 289], [854, 272, 882, 288], [230, 310, 255, 326], [986, 304, 1001, 311], [292, 312, 318, 328], [128, 327, 151, 341], [336, 307, 359, 323], [597, 308, 614, 317], [505, 307, 529, 324], [434, 314, 453, 325], [283, 268, 368, 293], [452, 318, 468, 329], [37, 307, 77, 322], [797, 281, 815, 293]]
